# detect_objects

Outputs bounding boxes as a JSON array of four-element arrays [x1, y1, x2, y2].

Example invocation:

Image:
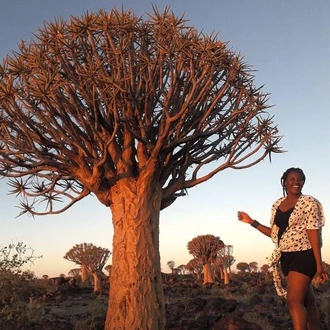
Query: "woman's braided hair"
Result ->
[[281, 167, 305, 196]]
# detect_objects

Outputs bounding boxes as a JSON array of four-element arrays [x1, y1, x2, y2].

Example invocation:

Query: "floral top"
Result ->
[[268, 194, 325, 297]]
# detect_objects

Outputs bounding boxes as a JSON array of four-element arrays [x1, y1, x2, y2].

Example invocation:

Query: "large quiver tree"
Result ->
[[0, 7, 282, 330]]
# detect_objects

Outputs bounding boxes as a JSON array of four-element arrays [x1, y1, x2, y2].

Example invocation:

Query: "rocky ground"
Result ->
[[4, 272, 330, 330]]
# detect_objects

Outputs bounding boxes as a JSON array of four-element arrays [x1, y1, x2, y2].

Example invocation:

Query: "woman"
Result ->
[[238, 167, 327, 330]]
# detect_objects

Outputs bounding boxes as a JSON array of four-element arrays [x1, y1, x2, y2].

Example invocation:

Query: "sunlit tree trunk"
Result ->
[[91, 271, 102, 293], [223, 266, 229, 285], [105, 178, 165, 330], [219, 266, 224, 281], [203, 263, 214, 285], [81, 264, 88, 283]]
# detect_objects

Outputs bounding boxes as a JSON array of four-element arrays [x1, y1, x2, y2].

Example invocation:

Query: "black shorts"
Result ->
[[280, 249, 316, 279]]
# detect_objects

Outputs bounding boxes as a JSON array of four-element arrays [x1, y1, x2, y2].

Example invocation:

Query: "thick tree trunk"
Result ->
[[105, 178, 165, 330], [203, 263, 214, 285]]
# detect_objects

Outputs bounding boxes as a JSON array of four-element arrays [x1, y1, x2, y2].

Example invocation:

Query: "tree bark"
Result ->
[[105, 177, 165, 330], [203, 263, 214, 285]]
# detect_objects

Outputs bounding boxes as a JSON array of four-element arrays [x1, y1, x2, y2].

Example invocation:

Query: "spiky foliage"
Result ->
[[0, 7, 282, 217]]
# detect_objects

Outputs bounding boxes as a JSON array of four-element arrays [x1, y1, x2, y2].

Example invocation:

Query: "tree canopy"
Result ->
[[0, 7, 282, 217]]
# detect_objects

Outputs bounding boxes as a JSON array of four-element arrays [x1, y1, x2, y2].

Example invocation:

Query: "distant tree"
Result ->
[[167, 260, 175, 273], [59, 273, 65, 278], [236, 262, 250, 273], [0, 7, 282, 329], [187, 234, 224, 285], [64, 243, 111, 292], [185, 258, 203, 281], [248, 261, 258, 273], [260, 264, 270, 273], [216, 245, 234, 284], [68, 268, 81, 277], [42, 274, 49, 280], [177, 264, 186, 275]]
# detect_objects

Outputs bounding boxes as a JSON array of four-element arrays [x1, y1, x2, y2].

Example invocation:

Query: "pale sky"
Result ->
[[1, 0, 330, 277]]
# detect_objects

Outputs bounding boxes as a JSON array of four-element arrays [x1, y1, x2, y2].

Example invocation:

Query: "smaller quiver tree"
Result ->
[[187, 234, 224, 285], [248, 261, 258, 273], [167, 260, 175, 273], [236, 262, 250, 273], [186, 258, 203, 282], [216, 245, 235, 284], [64, 243, 111, 292]]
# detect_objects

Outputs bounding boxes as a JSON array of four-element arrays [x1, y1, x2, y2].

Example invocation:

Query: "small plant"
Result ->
[[0, 242, 43, 329]]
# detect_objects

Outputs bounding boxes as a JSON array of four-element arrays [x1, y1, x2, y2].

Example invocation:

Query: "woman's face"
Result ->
[[284, 171, 304, 195]]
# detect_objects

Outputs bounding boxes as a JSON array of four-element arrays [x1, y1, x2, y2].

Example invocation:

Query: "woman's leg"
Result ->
[[304, 285, 322, 330], [286, 271, 311, 330]]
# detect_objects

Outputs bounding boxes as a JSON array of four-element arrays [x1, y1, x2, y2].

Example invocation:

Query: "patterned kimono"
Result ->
[[268, 194, 325, 297]]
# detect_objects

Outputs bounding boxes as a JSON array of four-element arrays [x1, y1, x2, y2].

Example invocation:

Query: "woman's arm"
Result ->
[[307, 229, 327, 283], [237, 211, 271, 237]]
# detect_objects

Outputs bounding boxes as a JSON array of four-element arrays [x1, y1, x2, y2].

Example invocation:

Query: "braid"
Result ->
[[281, 167, 305, 196]]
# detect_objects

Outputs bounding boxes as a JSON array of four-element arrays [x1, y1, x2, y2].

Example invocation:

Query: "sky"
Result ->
[[1, 0, 330, 278]]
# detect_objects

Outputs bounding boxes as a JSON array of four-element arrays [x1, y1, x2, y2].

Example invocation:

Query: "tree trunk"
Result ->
[[91, 271, 102, 292], [219, 267, 224, 281], [203, 263, 214, 285], [105, 178, 165, 330], [223, 266, 229, 285], [81, 264, 88, 283]]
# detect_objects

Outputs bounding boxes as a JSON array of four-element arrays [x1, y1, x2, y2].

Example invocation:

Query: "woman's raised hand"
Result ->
[[237, 211, 253, 225]]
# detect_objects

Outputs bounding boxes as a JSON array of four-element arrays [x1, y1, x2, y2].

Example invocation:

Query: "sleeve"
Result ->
[[305, 198, 325, 230]]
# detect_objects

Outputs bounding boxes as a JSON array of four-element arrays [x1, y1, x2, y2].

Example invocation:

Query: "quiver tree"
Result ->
[[167, 260, 175, 273], [68, 268, 82, 280], [187, 234, 224, 285], [260, 264, 271, 274], [216, 244, 235, 284], [177, 264, 186, 275], [248, 261, 258, 273], [186, 258, 203, 281], [236, 262, 250, 273], [64, 243, 110, 292], [0, 6, 282, 330]]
